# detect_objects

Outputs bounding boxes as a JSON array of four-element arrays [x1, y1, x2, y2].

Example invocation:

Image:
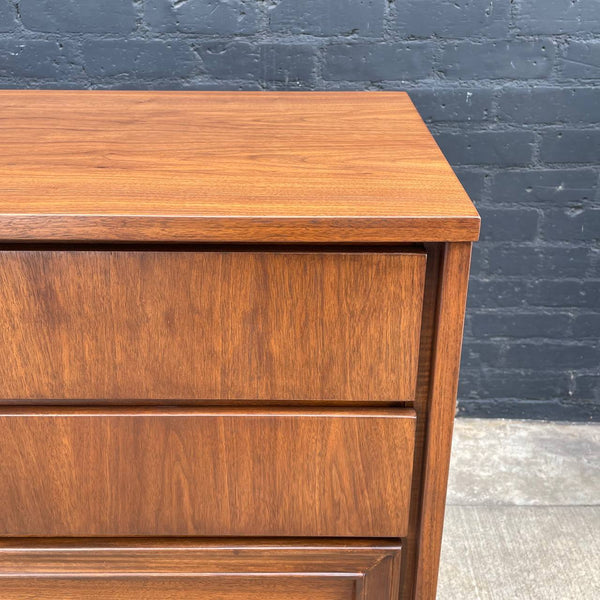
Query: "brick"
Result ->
[[458, 398, 600, 421], [498, 88, 600, 124], [574, 376, 600, 401], [0, 0, 16, 31], [102, 80, 263, 91], [491, 169, 598, 206], [82, 41, 198, 79], [468, 244, 486, 278], [515, 0, 586, 34], [467, 279, 528, 308], [195, 42, 258, 80], [487, 246, 541, 276], [256, 45, 317, 86], [473, 371, 571, 400], [20, 0, 136, 33], [457, 369, 480, 399], [398, 0, 509, 38], [410, 89, 492, 123], [478, 208, 539, 242], [528, 280, 600, 308], [592, 248, 600, 276], [441, 40, 554, 79], [559, 41, 600, 79], [323, 43, 434, 82], [196, 43, 317, 84], [471, 312, 571, 338], [504, 342, 599, 369], [573, 314, 600, 338], [541, 246, 591, 277], [145, 0, 260, 34], [580, 1, 600, 33], [435, 131, 534, 167], [540, 130, 600, 164], [541, 209, 600, 241], [460, 341, 502, 369], [270, 0, 384, 37], [486, 245, 589, 278], [143, 0, 173, 31], [0, 41, 66, 78], [454, 169, 486, 204]]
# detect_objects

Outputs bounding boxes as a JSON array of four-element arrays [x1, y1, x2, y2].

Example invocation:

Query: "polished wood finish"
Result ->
[[0, 91, 479, 599], [414, 243, 473, 599], [0, 91, 479, 243], [0, 249, 425, 403], [0, 408, 416, 538], [1, 578, 356, 600], [0, 539, 402, 600], [399, 243, 445, 600]]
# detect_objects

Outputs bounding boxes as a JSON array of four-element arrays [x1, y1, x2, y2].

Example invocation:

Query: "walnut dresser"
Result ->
[[0, 91, 479, 600]]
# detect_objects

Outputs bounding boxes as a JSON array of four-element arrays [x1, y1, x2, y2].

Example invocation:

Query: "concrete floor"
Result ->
[[438, 419, 600, 599]]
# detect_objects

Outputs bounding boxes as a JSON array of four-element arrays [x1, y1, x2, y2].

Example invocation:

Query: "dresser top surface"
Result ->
[[0, 90, 479, 242]]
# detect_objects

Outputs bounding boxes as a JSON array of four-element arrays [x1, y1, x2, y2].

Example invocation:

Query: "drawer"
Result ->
[[0, 249, 425, 403], [0, 408, 415, 538], [0, 540, 402, 600]]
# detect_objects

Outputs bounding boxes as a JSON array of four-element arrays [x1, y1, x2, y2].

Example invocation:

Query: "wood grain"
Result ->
[[0, 89, 478, 598], [0, 539, 402, 600], [0, 408, 416, 538], [398, 243, 444, 600], [0, 578, 358, 600], [414, 242, 473, 600], [0, 249, 425, 403], [0, 91, 479, 242]]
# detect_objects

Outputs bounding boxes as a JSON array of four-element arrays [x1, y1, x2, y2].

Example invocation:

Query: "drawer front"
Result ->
[[0, 249, 425, 402], [0, 408, 415, 537], [0, 540, 401, 600]]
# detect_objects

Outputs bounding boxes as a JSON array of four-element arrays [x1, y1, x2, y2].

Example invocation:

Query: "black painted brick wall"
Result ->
[[0, 1, 598, 420]]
